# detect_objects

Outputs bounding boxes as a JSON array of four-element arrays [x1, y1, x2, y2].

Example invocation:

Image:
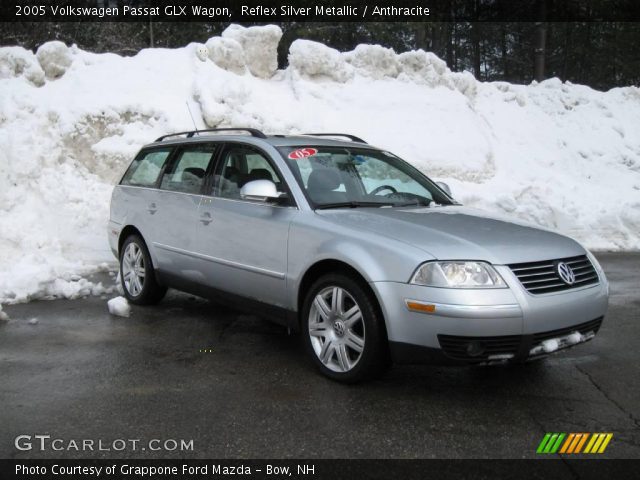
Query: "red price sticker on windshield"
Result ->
[[288, 148, 318, 160]]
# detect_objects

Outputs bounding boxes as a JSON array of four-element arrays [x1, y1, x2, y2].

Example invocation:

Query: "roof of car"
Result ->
[[144, 129, 379, 150]]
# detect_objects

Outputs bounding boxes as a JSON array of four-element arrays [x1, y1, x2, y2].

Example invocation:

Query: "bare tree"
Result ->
[[534, 1, 547, 82]]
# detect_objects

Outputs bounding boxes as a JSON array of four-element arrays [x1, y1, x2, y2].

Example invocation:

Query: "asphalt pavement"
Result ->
[[1, 253, 639, 459]]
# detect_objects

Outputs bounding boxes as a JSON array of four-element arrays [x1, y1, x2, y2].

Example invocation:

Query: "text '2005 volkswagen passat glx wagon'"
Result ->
[[108, 128, 609, 382]]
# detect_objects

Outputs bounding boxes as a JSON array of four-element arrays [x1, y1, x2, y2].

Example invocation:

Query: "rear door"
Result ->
[[195, 142, 297, 308], [116, 147, 174, 259], [151, 143, 219, 281]]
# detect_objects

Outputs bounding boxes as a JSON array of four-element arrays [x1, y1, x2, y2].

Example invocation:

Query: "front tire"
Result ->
[[119, 234, 167, 305], [302, 273, 387, 383]]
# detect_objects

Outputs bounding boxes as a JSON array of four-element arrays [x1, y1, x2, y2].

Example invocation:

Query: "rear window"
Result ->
[[121, 149, 172, 187]]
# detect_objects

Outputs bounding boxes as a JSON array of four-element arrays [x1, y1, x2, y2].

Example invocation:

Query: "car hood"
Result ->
[[316, 206, 585, 265]]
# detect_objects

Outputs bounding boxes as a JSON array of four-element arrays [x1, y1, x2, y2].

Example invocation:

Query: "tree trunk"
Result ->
[[471, 22, 481, 79], [561, 22, 572, 81], [446, 22, 454, 69], [534, 22, 547, 81], [501, 23, 509, 80], [414, 23, 427, 50], [534, 1, 547, 82]]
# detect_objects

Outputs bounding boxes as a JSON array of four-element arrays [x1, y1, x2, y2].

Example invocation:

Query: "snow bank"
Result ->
[[107, 296, 130, 317], [205, 37, 246, 75], [221, 24, 281, 79], [36, 40, 73, 79], [1, 25, 639, 303], [0, 46, 45, 86], [193, 43, 209, 63], [0, 304, 8, 322], [345, 44, 400, 79], [289, 40, 353, 82]]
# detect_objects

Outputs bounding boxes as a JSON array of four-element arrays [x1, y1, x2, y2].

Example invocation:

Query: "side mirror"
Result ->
[[240, 179, 286, 203], [436, 181, 452, 197]]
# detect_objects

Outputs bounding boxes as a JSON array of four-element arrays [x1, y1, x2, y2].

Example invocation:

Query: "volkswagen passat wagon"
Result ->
[[108, 128, 609, 382]]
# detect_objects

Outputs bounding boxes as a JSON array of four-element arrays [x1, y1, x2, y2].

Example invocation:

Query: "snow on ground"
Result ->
[[107, 296, 130, 318], [1, 26, 639, 303]]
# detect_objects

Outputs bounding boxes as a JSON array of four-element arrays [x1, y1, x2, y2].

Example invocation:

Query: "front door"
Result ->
[[195, 143, 296, 309]]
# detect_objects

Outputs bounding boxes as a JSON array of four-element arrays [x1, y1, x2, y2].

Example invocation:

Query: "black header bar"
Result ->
[[3, 0, 640, 22]]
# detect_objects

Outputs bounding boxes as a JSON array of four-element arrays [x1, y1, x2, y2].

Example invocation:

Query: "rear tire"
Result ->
[[119, 234, 167, 305], [302, 273, 388, 383]]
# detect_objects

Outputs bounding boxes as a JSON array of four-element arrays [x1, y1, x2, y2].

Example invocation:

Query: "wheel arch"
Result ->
[[296, 259, 388, 340], [118, 225, 145, 256]]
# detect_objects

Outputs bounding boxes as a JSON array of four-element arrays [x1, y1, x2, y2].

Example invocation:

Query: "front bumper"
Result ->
[[371, 265, 609, 365]]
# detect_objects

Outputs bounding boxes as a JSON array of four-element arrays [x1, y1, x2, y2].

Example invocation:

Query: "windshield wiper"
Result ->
[[315, 201, 395, 210]]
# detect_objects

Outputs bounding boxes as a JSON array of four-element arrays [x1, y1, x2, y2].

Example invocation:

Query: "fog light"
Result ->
[[466, 341, 485, 357]]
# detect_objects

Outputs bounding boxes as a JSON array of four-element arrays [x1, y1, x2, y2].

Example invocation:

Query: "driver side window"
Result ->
[[213, 145, 283, 200]]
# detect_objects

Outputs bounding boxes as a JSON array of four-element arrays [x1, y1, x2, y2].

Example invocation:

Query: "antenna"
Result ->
[[185, 101, 199, 136]]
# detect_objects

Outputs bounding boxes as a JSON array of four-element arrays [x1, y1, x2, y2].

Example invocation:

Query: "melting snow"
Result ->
[[107, 296, 130, 318], [0, 304, 9, 321]]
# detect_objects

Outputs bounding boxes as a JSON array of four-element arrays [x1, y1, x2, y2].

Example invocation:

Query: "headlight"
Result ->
[[410, 261, 507, 288]]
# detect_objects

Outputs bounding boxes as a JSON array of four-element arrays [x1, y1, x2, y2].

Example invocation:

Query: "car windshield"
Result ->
[[278, 146, 454, 209]]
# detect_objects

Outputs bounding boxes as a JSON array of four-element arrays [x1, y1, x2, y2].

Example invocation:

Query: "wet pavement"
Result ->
[[1, 253, 639, 459]]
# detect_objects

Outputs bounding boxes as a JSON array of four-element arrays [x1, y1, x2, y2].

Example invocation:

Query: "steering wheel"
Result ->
[[370, 185, 398, 195]]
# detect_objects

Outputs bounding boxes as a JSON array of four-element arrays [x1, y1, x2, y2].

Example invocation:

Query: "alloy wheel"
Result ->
[[308, 286, 365, 373], [122, 242, 145, 297]]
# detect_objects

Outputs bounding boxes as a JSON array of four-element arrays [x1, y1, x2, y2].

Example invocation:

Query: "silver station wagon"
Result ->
[[108, 128, 609, 382]]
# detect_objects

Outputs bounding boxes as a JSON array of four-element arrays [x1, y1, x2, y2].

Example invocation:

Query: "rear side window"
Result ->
[[121, 149, 172, 187], [159, 145, 217, 194]]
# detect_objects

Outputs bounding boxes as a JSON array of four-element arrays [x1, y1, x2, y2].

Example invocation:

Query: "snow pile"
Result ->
[[530, 331, 590, 355], [1, 24, 639, 303], [36, 40, 73, 79], [107, 296, 130, 317], [0, 46, 45, 86], [288, 41, 477, 97], [540, 339, 560, 353], [205, 37, 246, 75], [289, 40, 353, 82], [193, 44, 209, 63], [344, 44, 401, 79], [221, 24, 281, 78], [0, 304, 8, 322], [565, 332, 584, 345]]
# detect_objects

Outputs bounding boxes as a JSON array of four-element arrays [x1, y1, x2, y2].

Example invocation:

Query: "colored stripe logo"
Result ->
[[537, 433, 613, 454]]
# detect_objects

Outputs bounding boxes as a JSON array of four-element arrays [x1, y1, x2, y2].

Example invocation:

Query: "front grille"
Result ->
[[438, 317, 603, 362], [438, 334, 521, 361], [532, 317, 603, 344], [508, 255, 599, 295]]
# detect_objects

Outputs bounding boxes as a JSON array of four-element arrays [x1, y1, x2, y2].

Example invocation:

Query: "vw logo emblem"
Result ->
[[333, 320, 346, 337], [557, 262, 576, 285]]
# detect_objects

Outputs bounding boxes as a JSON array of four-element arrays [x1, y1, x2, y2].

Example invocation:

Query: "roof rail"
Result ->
[[302, 133, 367, 144], [155, 128, 267, 142]]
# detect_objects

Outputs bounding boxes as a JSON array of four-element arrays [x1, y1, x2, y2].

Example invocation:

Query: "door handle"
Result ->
[[147, 203, 157, 214], [199, 212, 212, 225]]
